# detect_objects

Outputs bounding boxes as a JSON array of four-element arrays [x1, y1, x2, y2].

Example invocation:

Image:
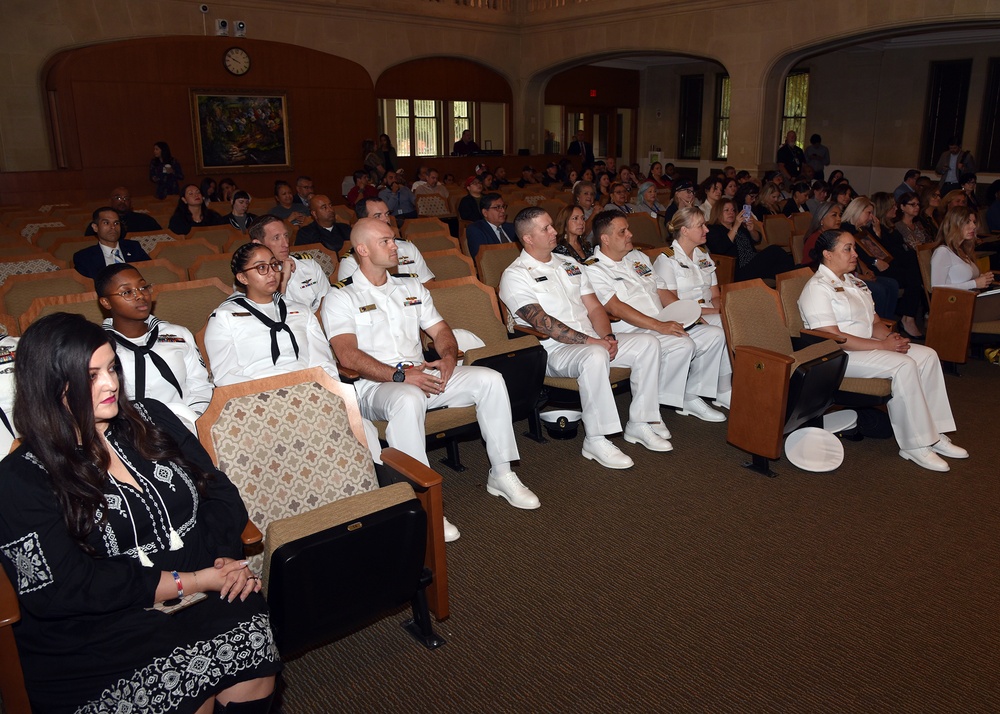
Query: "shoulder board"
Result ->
[[345, 248, 356, 257], [582, 257, 600, 266], [391, 272, 418, 280], [395, 237, 410, 243], [332, 276, 354, 289], [291, 251, 313, 260]]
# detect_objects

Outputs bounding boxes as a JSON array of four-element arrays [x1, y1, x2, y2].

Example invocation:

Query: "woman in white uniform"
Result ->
[[798, 229, 967, 472], [930, 207, 999, 322], [98, 264, 214, 432], [205, 242, 339, 386], [652, 207, 732, 406]]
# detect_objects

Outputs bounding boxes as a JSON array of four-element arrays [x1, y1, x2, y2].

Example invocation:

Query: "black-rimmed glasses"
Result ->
[[243, 261, 283, 276]]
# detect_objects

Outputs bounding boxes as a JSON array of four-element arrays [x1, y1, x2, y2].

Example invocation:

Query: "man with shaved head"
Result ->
[[323, 218, 539, 543], [293, 193, 349, 253], [84, 186, 161, 238]]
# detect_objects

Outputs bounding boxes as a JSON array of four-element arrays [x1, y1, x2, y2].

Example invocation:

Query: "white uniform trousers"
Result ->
[[355, 365, 519, 469], [543, 332, 661, 437], [684, 323, 730, 400], [844, 343, 956, 450]]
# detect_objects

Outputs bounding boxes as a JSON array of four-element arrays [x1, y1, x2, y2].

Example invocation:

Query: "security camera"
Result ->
[[215, 18, 229, 35], [235, 20, 246, 38], [199, 4, 209, 13]]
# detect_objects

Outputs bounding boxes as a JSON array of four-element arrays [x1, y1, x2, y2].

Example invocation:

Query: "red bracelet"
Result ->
[[171, 570, 184, 598]]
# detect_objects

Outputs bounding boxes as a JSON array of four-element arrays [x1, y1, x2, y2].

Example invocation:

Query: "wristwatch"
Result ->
[[392, 363, 406, 382]]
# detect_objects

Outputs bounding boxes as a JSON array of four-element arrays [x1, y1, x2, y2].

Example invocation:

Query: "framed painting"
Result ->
[[191, 92, 291, 172]]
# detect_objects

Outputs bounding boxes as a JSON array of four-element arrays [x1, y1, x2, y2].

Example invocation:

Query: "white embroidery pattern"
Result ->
[[153, 463, 173, 485], [23, 452, 46, 472], [75, 613, 278, 714], [0, 532, 54, 595]]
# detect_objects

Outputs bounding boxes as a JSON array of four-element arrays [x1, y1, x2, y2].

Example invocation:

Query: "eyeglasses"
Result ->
[[488, 204, 508, 211], [242, 261, 283, 276], [105, 284, 153, 301], [906, 201, 920, 207]]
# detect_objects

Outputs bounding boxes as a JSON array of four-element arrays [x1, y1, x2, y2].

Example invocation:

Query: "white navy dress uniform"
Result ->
[[0, 332, 18, 456], [798, 263, 957, 452], [104, 316, 214, 431], [585, 245, 730, 408], [205, 291, 340, 386], [337, 239, 435, 284], [499, 249, 662, 438], [283, 254, 331, 313], [322, 270, 518, 469], [652, 241, 722, 327]]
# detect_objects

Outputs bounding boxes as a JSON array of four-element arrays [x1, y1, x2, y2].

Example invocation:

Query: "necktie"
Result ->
[[235, 297, 300, 364], [109, 325, 183, 399], [113, 248, 124, 264], [496, 225, 506, 243]]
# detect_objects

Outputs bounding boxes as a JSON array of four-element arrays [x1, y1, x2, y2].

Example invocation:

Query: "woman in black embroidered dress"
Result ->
[[0, 313, 280, 713]]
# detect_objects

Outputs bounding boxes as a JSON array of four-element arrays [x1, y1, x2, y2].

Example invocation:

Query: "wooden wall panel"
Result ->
[[0, 37, 377, 208], [376, 58, 513, 103], [544, 65, 640, 108]]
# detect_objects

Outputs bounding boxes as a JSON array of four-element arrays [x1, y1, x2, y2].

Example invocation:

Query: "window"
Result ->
[[781, 70, 809, 146], [413, 100, 439, 157], [677, 74, 704, 160], [713, 74, 731, 160], [977, 58, 1000, 172], [382, 99, 502, 156], [453, 101, 470, 146], [921, 60, 972, 170]]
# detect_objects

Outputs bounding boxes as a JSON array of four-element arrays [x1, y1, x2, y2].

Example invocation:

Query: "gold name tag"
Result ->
[[359, 304, 377, 313]]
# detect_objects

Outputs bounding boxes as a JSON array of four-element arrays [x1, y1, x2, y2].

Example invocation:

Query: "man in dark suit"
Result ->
[[73, 207, 151, 280], [84, 186, 161, 238], [567, 130, 595, 169], [466, 193, 518, 260], [294, 194, 350, 253], [294, 176, 314, 206]]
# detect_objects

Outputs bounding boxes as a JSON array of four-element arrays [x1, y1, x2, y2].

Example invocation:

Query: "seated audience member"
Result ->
[[338, 198, 435, 283], [0, 327, 18, 456], [602, 182, 633, 215], [698, 177, 723, 220], [960, 173, 980, 214], [782, 182, 811, 215], [654, 208, 727, 330], [493, 166, 511, 186], [894, 170, 921, 201], [552, 204, 594, 263], [705, 197, 793, 281], [721, 177, 739, 200], [832, 182, 855, 207], [74, 207, 151, 279], [270, 180, 310, 226], [499, 207, 673, 470], [663, 179, 696, 224], [648, 161, 671, 189], [324, 219, 538, 542], [595, 172, 612, 205], [634, 181, 667, 218], [453, 129, 480, 156], [459, 176, 485, 221], [541, 162, 561, 187], [466, 193, 519, 260], [199, 177, 220, 206], [204, 242, 339, 386], [517, 166, 539, 189], [616, 167, 637, 193], [752, 182, 784, 220], [931, 207, 999, 322], [587, 211, 730, 421], [805, 181, 829, 213], [167, 184, 225, 236], [481, 172, 497, 192], [412, 169, 449, 198], [0, 312, 279, 714], [250, 215, 330, 313], [294, 175, 314, 207], [346, 170, 379, 206], [85, 186, 162, 238], [939, 189, 967, 217], [574, 180, 599, 221], [148, 141, 183, 199], [379, 170, 419, 224], [98, 264, 213, 431], [294, 194, 350, 253], [919, 185, 943, 234], [735, 170, 753, 185], [986, 179, 1000, 233], [798, 229, 966, 472], [802, 201, 844, 268], [218, 177, 238, 203], [222, 190, 258, 233], [894, 191, 932, 250]]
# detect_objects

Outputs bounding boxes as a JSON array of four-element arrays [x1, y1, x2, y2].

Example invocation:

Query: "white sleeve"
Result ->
[[175, 325, 214, 414], [408, 244, 435, 283], [584, 263, 616, 306], [337, 254, 358, 281], [320, 287, 357, 339], [653, 253, 679, 291], [304, 312, 340, 382], [204, 308, 243, 387]]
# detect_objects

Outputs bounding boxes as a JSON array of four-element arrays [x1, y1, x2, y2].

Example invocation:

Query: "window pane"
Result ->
[[414, 100, 436, 117], [453, 101, 470, 145], [396, 117, 411, 157], [415, 117, 438, 156], [922, 60, 972, 170], [678, 74, 704, 159], [781, 71, 809, 145], [395, 99, 409, 117], [714, 74, 731, 160]]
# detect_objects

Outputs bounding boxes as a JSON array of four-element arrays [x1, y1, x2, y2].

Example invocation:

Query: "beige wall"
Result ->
[[2, 0, 999, 181]]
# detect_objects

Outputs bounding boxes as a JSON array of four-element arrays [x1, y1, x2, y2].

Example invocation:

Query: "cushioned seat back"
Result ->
[[125, 231, 176, 255], [916, 244, 934, 301], [188, 226, 237, 251], [775, 267, 815, 336], [626, 213, 665, 247], [205, 379, 380, 574], [415, 194, 450, 217], [149, 238, 219, 270], [721, 280, 794, 357], [763, 215, 793, 248], [407, 232, 459, 253], [475, 243, 519, 289], [422, 249, 475, 281], [291, 245, 339, 280], [188, 253, 236, 285], [129, 258, 186, 287], [0, 268, 90, 317], [0, 255, 68, 289], [427, 277, 510, 347], [20, 291, 103, 331], [151, 277, 231, 334]]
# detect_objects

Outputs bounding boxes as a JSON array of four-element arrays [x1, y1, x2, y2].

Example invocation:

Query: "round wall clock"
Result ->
[[224, 47, 250, 76]]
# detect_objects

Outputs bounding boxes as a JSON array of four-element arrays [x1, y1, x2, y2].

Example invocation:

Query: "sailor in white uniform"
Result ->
[[205, 243, 339, 387], [584, 212, 729, 423], [250, 215, 331, 313], [323, 218, 538, 543], [338, 199, 435, 284]]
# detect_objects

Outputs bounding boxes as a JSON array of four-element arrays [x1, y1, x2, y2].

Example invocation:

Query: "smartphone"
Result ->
[[740, 203, 753, 223]]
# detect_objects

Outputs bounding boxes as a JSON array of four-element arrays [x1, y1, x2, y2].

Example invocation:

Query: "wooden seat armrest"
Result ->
[[732, 344, 795, 366], [801, 328, 846, 344], [241, 519, 263, 546], [512, 325, 548, 340], [378, 447, 443, 490], [0, 566, 20, 627], [337, 364, 361, 381]]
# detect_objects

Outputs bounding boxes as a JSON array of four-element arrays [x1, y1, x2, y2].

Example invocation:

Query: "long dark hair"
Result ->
[[13, 313, 212, 551], [154, 141, 173, 163]]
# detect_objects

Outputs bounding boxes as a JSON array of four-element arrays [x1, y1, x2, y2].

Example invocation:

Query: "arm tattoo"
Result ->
[[516, 303, 589, 344]]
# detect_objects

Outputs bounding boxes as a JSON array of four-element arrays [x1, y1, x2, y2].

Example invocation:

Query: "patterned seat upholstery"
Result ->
[[415, 194, 451, 217], [290, 245, 339, 280], [0, 255, 67, 289]]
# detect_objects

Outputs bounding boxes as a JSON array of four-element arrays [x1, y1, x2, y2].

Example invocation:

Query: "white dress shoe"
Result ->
[[623, 421, 674, 452], [899, 447, 950, 472], [676, 398, 727, 422], [650, 420, 672, 440], [931, 434, 969, 459], [487, 470, 541, 510], [443, 517, 461, 542], [582, 438, 634, 469]]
